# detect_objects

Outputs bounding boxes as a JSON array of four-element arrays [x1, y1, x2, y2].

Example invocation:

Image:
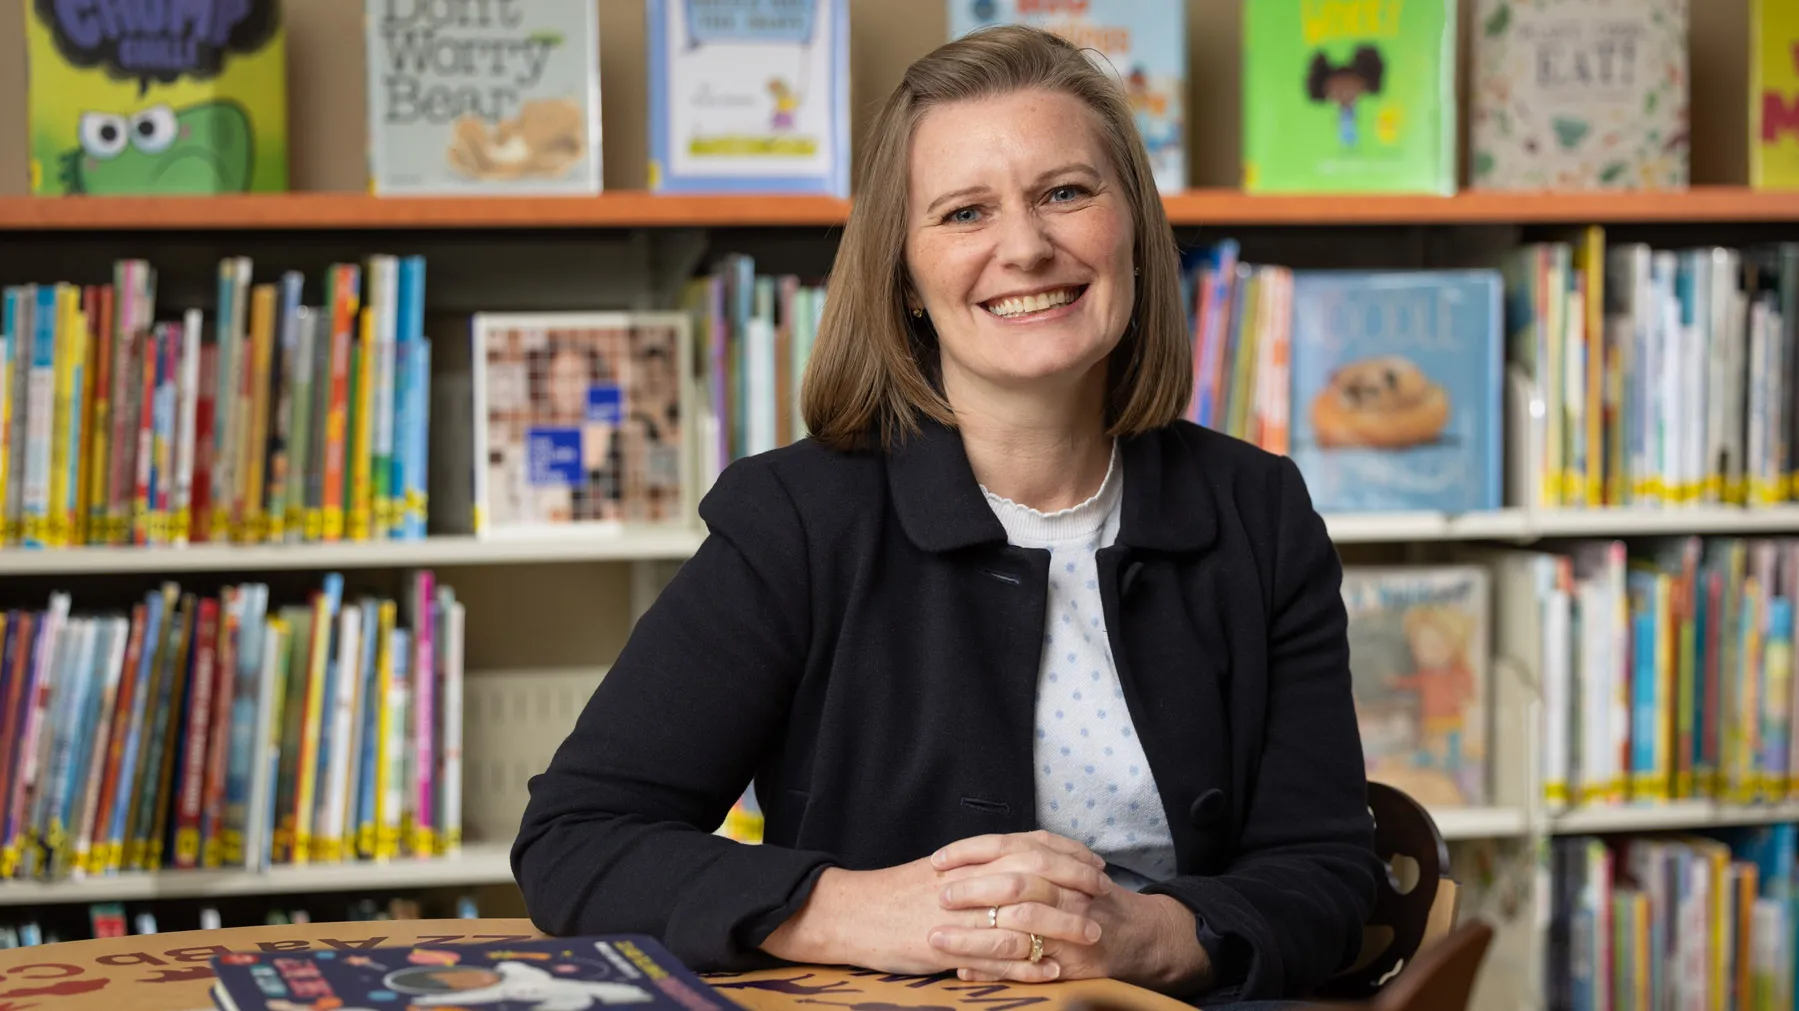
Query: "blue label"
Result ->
[[684, 0, 816, 46], [527, 428, 583, 487], [586, 384, 623, 425]]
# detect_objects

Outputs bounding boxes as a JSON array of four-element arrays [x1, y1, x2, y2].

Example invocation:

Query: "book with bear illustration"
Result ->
[[364, 0, 602, 195], [647, 0, 850, 196], [947, 0, 1186, 193], [24, 0, 288, 195], [1471, 0, 1689, 191], [1342, 566, 1491, 807], [1241, 0, 1457, 194], [1287, 269, 1504, 514]]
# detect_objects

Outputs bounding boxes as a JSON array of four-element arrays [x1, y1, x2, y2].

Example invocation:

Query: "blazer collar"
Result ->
[[885, 415, 1217, 555]]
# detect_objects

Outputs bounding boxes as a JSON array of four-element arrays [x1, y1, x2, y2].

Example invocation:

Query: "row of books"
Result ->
[[0, 256, 433, 551], [1547, 826, 1799, 1011], [0, 571, 464, 884]]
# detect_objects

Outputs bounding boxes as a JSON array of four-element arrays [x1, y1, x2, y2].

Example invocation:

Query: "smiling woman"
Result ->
[[513, 24, 1380, 1011]]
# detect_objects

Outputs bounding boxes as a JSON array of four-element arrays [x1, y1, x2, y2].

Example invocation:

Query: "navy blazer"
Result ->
[[512, 417, 1381, 1003]]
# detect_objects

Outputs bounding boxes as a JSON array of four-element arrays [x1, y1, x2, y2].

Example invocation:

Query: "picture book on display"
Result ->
[[1343, 566, 1491, 808], [1241, 0, 1457, 194], [471, 312, 691, 539], [365, 0, 602, 194], [1753, 0, 1799, 188], [947, 0, 1187, 192], [1287, 270, 1504, 514], [24, 0, 288, 195], [1471, 0, 1689, 191], [647, 0, 850, 196], [210, 935, 743, 1011]]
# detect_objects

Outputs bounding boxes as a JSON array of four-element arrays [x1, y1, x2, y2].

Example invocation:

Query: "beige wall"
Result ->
[[0, 0, 1754, 197]]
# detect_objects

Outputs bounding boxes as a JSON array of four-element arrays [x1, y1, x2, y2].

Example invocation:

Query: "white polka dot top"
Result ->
[[979, 440, 1179, 890]]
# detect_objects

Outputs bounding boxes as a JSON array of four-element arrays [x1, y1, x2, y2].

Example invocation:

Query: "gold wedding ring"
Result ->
[[988, 905, 999, 928], [1028, 933, 1045, 963]]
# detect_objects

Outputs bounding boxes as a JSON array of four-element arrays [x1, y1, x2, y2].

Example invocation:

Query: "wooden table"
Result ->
[[0, 919, 1194, 1011]]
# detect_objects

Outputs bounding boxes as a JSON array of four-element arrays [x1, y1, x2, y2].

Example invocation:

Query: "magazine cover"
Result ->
[[1241, 0, 1456, 193], [25, 0, 288, 195], [1342, 566, 1491, 807], [1287, 270, 1504, 513], [1471, 0, 1689, 191], [471, 312, 691, 538], [647, 0, 850, 196], [947, 0, 1186, 192], [364, 0, 602, 195], [1753, 0, 1799, 188], [211, 935, 743, 1011]]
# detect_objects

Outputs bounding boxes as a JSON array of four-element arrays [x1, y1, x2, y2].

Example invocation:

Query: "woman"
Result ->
[[512, 24, 1380, 1007]]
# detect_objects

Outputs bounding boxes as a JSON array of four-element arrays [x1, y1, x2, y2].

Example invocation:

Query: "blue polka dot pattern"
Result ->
[[982, 442, 1178, 887]]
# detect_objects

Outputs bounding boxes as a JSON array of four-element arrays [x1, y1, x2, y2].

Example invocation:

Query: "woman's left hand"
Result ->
[[926, 832, 1212, 992]]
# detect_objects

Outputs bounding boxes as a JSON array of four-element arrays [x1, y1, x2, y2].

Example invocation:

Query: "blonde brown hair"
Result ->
[[800, 23, 1191, 452]]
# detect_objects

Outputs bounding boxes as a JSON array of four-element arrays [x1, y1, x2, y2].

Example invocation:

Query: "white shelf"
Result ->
[[1325, 510, 1531, 543], [1323, 505, 1799, 544], [0, 844, 515, 906], [1432, 805, 1531, 840], [1548, 800, 1799, 835], [0, 529, 709, 576]]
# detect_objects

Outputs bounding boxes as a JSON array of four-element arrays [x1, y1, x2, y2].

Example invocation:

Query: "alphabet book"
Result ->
[[1241, 0, 1457, 194], [364, 0, 602, 195], [24, 0, 288, 195], [1754, 0, 1799, 189]]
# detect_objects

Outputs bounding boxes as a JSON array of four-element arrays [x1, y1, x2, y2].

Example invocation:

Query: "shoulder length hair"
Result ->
[[800, 24, 1192, 452]]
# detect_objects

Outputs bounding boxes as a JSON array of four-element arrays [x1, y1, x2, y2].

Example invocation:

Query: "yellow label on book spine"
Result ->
[[171, 506, 190, 544], [174, 828, 199, 866], [304, 508, 324, 542], [210, 505, 232, 543], [285, 505, 304, 538], [348, 506, 370, 542], [322, 507, 342, 541]]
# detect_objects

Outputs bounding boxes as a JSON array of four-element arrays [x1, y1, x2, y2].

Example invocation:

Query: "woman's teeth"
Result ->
[[984, 287, 1080, 318]]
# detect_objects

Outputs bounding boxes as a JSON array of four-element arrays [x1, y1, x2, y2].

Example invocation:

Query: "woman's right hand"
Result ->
[[760, 832, 1113, 981]]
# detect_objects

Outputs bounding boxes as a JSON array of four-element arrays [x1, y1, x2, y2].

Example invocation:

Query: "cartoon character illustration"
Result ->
[[386, 961, 655, 1011], [1309, 354, 1449, 449], [448, 98, 588, 182], [1387, 605, 1478, 778], [1306, 45, 1385, 147], [768, 77, 799, 130], [60, 99, 254, 194]]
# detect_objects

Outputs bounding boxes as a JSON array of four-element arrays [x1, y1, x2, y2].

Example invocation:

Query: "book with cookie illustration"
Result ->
[[1471, 0, 1688, 191], [947, 0, 1186, 193], [1288, 270, 1504, 514], [1341, 566, 1490, 808], [1241, 0, 1456, 194], [364, 0, 601, 195], [24, 0, 288, 195]]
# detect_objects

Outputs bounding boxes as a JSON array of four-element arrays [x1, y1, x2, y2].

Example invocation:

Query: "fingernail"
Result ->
[[939, 886, 954, 904], [932, 849, 946, 867], [1085, 923, 1102, 943], [957, 968, 970, 981], [1045, 962, 1061, 980], [929, 931, 944, 947]]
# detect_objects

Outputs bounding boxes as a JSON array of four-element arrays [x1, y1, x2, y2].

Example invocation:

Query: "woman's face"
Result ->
[[904, 87, 1135, 405]]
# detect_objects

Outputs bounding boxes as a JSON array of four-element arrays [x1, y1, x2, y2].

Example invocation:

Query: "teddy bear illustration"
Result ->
[[1309, 354, 1449, 449], [448, 98, 587, 182]]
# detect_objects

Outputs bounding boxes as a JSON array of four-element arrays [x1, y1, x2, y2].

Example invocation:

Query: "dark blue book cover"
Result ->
[[211, 935, 743, 1011]]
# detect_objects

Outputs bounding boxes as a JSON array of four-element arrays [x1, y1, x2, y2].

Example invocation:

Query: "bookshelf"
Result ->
[[14, 186, 1799, 232]]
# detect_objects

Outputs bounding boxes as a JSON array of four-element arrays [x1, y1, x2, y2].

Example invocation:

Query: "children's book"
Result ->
[[647, 0, 850, 196], [1471, 0, 1689, 191], [1342, 566, 1490, 807], [364, 0, 602, 195], [946, 0, 1186, 192], [1241, 0, 1457, 194], [24, 0, 287, 195], [471, 312, 692, 538], [210, 936, 743, 1011], [1753, 0, 1799, 189], [1287, 269, 1504, 514]]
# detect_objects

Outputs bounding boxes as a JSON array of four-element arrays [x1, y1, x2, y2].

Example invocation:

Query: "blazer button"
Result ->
[[1188, 788, 1227, 828]]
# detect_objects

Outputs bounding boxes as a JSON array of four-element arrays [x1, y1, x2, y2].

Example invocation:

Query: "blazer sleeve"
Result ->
[[510, 456, 838, 970], [1143, 454, 1380, 1002]]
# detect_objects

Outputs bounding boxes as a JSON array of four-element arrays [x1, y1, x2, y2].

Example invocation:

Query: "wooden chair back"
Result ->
[[1309, 780, 1456, 1001], [1363, 919, 1494, 1011]]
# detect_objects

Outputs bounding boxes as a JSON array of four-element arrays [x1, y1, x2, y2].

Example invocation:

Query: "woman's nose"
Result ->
[[995, 208, 1054, 270]]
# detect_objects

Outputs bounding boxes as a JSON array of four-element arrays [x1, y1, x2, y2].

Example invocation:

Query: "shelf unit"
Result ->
[[12, 186, 1799, 232]]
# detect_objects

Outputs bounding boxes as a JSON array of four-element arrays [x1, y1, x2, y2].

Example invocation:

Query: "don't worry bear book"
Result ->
[[1286, 270, 1504, 514], [1241, 0, 1457, 194], [24, 0, 288, 195], [210, 935, 745, 1011]]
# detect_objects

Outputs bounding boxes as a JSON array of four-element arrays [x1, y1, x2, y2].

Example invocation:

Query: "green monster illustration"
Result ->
[[59, 99, 255, 194]]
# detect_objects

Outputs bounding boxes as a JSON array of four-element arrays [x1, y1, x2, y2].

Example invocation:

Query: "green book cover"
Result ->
[[25, 0, 287, 195], [1242, 0, 1457, 194]]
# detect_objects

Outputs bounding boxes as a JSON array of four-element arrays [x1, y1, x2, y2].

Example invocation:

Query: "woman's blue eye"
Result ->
[[949, 207, 981, 223], [1050, 185, 1084, 201]]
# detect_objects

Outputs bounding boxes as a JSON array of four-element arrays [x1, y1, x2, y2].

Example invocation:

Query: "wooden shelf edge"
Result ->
[[9, 186, 1799, 232]]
